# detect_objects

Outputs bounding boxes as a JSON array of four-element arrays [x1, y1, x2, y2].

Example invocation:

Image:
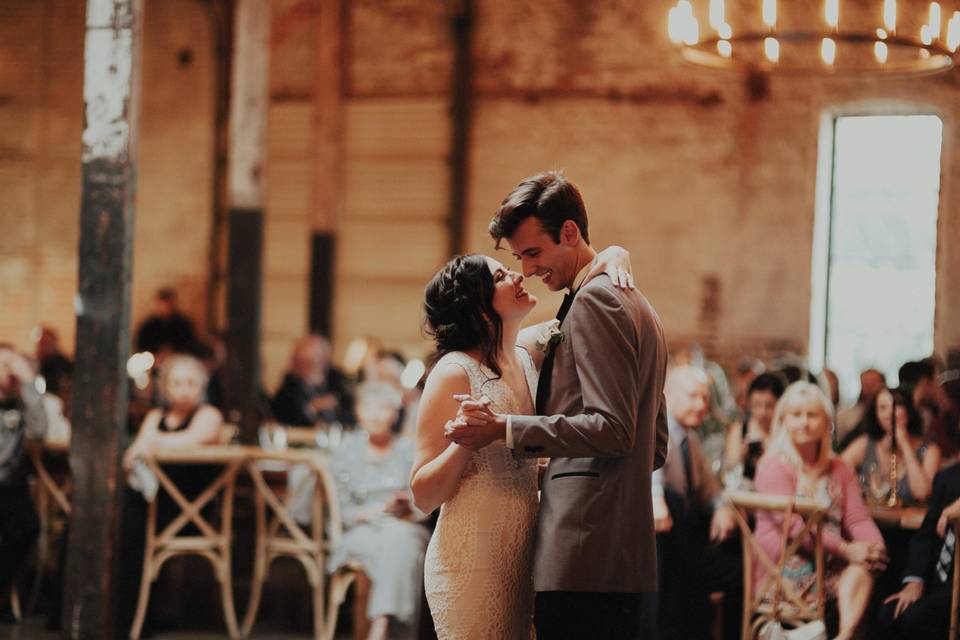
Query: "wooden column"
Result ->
[[448, 0, 474, 257], [224, 0, 270, 443], [309, 0, 344, 337], [65, 1, 143, 637]]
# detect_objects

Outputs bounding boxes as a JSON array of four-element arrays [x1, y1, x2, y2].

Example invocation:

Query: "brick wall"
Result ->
[[2, 0, 959, 386], [0, 0, 213, 356]]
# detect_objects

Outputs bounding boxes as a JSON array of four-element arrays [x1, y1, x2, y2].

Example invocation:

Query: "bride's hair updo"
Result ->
[[424, 254, 503, 378]]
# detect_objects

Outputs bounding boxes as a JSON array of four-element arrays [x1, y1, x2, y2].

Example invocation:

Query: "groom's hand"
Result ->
[[445, 395, 506, 450]]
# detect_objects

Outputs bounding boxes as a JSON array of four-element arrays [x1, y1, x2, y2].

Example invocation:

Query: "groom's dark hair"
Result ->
[[489, 171, 590, 247]]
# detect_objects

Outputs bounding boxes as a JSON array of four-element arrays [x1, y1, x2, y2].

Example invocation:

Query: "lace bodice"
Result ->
[[424, 348, 539, 639]]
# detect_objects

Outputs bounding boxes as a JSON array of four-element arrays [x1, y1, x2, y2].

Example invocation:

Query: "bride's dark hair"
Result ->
[[424, 254, 503, 378]]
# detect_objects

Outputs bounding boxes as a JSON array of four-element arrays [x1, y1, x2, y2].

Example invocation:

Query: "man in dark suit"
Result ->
[[271, 334, 354, 426], [877, 461, 960, 639], [652, 365, 741, 640], [448, 171, 669, 639]]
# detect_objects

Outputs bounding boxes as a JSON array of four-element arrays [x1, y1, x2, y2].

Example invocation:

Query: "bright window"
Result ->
[[810, 115, 942, 404]]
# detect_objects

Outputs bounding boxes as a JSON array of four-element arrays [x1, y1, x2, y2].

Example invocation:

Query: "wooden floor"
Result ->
[[0, 617, 350, 640]]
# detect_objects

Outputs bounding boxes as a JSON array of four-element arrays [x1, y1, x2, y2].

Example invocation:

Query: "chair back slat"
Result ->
[[726, 490, 828, 640]]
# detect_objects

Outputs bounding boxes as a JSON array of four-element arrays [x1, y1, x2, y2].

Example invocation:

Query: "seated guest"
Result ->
[[841, 387, 940, 504], [898, 360, 937, 429], [119, 354, 223, 633], [821, 367, 841, 412], [877, 465, 960, 639], [271, 335, 353, 426], [0, 346, 47, 623], [123, 354, 223, 469], [35, 326, 73, 404], [723, 372, 786, 488], [364, 350, 421, 437], [755, 382, 887, 640], [328, 382, 429, 640], [836, 368, 886, 445], [652, 365, 741, 640], [933, 374, 960, 461]]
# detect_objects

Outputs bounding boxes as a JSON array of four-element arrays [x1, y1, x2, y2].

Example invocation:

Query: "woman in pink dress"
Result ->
[[754, 382, 887, 640]]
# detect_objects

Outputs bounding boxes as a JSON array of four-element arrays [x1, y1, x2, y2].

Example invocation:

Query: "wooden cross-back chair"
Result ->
[[725, 490, 828, 640], [129, 447, 246, 640], [24, 440, 71, 617], [242, 448, 360, 640]]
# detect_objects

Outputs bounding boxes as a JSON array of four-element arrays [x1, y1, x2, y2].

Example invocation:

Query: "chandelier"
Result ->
[[667, 1, 960, 75]]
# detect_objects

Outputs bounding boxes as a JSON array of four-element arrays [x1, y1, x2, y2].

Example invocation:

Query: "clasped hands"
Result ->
[[444, 394, 507, 450]]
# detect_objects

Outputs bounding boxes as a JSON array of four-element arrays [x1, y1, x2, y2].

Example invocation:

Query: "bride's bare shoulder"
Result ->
[[422, 356, 472, 395]]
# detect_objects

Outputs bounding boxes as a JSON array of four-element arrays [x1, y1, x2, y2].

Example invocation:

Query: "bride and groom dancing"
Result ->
[[410, 171, 670, 639]]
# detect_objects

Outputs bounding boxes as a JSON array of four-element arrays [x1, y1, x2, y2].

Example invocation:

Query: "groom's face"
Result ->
[[505, 217, 578, 292]]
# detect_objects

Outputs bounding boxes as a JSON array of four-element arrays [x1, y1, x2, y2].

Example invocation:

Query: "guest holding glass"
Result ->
[[841, 387, 940, 505], [329, 382, 429, 640], [755, 382, 887, 640], [723, 372, 785, 489]]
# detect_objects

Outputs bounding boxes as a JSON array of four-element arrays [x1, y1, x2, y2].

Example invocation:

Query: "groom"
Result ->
[[448, 171, 669, 638]]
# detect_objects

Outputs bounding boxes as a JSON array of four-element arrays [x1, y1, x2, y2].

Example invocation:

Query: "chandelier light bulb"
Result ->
[[875, 40, 889, 63], [667, 6, 684, 43], [825, 0, 840, 30], [762, 0, 777, 29], [667, 0, 954, 75], [709, 0, 725, 30], [884, 0, 897, 34], [930, 3, 942, 40], [821, 37, 837, 64], [764, 36, 780, 62], [948, 12, 960, 52]]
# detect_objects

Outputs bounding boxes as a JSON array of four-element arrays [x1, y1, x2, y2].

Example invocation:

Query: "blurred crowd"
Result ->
[[2, 284, 960, 639]]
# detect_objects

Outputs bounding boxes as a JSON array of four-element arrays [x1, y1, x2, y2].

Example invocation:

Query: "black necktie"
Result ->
[[680, 436, 695, 500], [535, 293, 574, 414]]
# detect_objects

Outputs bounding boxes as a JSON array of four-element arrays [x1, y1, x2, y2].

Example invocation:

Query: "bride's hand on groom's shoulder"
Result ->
[[589, 245, 636, 290]]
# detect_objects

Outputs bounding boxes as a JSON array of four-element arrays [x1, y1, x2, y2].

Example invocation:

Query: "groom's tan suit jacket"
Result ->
[[511, 274, 669, 593]]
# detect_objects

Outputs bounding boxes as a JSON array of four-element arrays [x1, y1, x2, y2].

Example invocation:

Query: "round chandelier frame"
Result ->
[[668, 1, 960, 76]]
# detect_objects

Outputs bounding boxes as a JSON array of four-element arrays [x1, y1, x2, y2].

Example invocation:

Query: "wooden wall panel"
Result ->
[[333, 98, 452, 359]]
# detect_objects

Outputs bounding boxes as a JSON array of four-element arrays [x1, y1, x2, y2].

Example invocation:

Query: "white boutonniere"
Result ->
[[536, 319, 565, 352]]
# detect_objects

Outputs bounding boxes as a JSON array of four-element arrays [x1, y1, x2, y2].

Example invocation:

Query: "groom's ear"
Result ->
[[559, 219, 582, 246]]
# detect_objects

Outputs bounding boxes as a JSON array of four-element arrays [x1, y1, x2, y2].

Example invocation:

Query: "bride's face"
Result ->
[[485, 257, 537, 321]]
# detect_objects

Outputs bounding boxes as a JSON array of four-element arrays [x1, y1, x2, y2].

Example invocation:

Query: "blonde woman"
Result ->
[[123, 354, 223, 471], [754, 382, 887, 640]]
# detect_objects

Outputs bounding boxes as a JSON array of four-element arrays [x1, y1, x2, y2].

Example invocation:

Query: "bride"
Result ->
[[410, 248, 632, 639]]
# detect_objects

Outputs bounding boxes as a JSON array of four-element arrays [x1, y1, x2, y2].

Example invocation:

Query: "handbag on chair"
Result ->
[[754, 618, 826, 640]]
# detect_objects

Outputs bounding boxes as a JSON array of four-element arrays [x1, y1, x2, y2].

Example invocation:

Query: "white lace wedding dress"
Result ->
[[424, 348, 540, 639]]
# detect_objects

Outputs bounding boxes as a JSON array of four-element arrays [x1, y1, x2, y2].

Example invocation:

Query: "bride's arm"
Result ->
[[410, 362, 475, 514]]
